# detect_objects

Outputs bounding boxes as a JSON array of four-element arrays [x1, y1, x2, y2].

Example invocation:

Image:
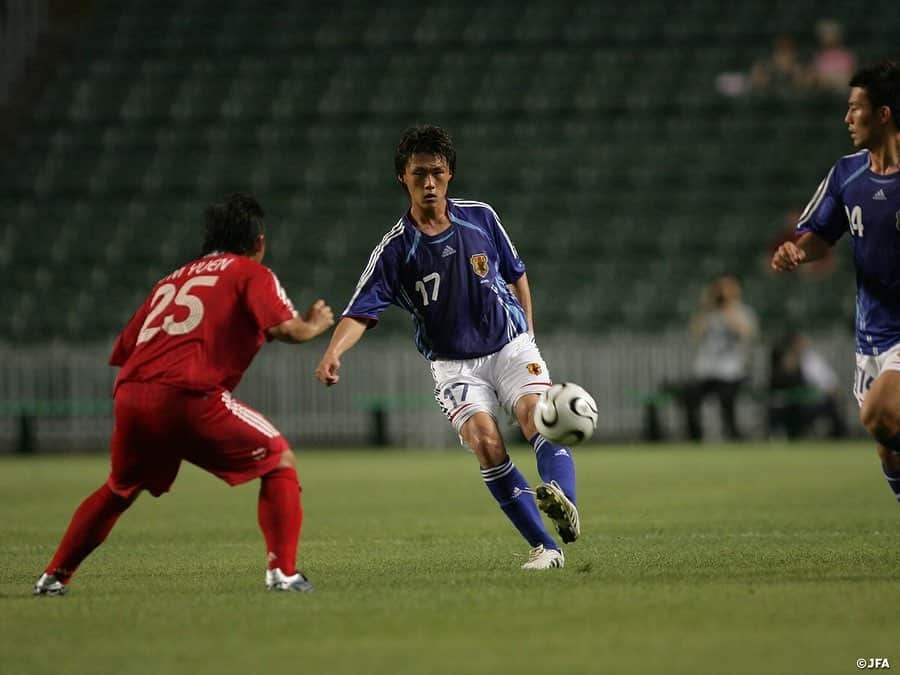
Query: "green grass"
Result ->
[[2, 442, 898, 675]]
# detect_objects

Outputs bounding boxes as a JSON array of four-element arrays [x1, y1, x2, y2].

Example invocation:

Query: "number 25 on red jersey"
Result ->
[[136, 275, 219, 345]]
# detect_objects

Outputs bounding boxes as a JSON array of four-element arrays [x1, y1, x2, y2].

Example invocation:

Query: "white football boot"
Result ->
[[266, 568, 315, 593], [521, 544, 565, 570], [33, 573, 68, 596], [535, 480, 580, 544]]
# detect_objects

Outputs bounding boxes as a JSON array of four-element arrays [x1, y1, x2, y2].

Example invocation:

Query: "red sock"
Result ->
[[258, 466, 303, 574], [46, 483, 133, 582]]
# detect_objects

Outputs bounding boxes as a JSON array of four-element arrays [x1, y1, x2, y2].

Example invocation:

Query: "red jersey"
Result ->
[[110, 253, 296, 394]]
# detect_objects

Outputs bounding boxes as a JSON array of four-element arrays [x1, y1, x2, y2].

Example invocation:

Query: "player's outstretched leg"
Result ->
[[33, 483, 133, 595], [530, 434, 580, 543], [258, 458, 314, 592]]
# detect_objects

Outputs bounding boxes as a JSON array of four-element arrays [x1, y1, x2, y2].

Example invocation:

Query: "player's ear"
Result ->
[[252, 234, 266, 261]]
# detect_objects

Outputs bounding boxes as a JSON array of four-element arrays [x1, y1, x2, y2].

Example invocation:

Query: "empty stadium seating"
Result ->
[[3, 0, 891, 343]]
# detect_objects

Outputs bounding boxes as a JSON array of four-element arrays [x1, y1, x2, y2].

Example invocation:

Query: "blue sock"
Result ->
[[530, 433, 576, 503], [882, 432, 900, 453], [481, 459, 558, 550], [883, 464, 900, 502]]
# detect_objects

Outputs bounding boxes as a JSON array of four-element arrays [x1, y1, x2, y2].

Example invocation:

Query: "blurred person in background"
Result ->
[[771, 59, 900, 504], [768, 332, 847, 439], [750, 34, 812, 96], [811, 19, 856, 94], [681, 276, 759, 441], [315, 125, 579, 570], [33, 193, 334, 596]]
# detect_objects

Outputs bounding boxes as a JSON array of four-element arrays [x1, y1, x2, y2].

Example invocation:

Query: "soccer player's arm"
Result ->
[[488, 207, 533, 332], [315, 242, 396, 385], [267, 300, 334, 344], [771, 167, 843, 272], [771, 231, 833, 271], [315, 317, 369, 386], [244, 267, 334, 344], [509, 273, 535, 334]]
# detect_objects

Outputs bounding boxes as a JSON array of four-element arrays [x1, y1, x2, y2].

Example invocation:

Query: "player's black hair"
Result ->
[[394, 125, 457, 176], [849, 59, 900, 124], [202, 192, 265, 255]]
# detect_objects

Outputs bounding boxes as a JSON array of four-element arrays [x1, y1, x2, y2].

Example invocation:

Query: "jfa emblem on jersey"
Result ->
[[470, 253, 489, 277], [527, 363, 542, 375]]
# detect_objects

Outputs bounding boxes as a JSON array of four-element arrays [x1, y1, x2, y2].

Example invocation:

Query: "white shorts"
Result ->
[[430, 333, 553, 436], [853, 342, 900, 407]]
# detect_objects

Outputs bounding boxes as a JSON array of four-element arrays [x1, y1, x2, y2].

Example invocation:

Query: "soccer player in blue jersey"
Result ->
[[771, 60, 900, 503], [315, 125, 579, 569]]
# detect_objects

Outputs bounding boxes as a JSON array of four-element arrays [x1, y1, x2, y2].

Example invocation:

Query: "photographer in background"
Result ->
[[680, 276, 759, 441]]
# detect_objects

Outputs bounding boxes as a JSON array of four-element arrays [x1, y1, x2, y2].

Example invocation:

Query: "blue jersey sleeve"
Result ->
[[342, 229, 402, 324], [796, 165, 847, 244], [487, 207, 526, 282]]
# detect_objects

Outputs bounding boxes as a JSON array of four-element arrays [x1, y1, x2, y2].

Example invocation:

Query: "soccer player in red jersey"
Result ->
[[33, 193, 334, 595]]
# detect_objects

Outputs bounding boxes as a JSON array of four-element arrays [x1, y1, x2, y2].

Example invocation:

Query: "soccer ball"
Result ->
[[533, 382, 598, 446]]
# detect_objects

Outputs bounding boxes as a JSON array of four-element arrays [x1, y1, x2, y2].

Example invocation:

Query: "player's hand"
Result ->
[[304, 299, 334, 335], [315, 353, 341, 386], [770, 241, 806, 272]]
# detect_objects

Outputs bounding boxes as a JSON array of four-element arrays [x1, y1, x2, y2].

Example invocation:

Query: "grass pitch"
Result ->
[[1, 442, 898, 675]]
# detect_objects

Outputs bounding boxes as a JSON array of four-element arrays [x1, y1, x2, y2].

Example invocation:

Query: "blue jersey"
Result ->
[[343, 198, 529, 360], [797, 149, 900, 355]]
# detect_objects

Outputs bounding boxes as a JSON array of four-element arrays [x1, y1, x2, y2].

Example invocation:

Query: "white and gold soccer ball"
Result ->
[[533, 382, 598, 446]]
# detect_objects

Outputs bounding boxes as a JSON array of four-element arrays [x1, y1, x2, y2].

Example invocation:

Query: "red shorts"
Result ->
[[108, 381, 288, 499]]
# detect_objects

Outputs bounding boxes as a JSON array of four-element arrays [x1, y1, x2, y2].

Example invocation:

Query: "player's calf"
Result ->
[[880, 464, 900, 502], [877, 445, 900, 503], [861, 409, 898, 446]]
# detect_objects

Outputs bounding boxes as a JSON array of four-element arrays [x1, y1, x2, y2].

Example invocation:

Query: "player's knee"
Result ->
[[277, 448, 296, 469], [461, 413, 506, 465], [515, 393, 539, 415], [472, 435, 507, 467], [514, 394, 539, 434], [107, 485, 139, 508]]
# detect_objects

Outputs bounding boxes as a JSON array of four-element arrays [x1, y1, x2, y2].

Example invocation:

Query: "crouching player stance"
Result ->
[[315, 125, 579, 569], [33, 193, 334, 595], [771, 60, 900, 502]]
